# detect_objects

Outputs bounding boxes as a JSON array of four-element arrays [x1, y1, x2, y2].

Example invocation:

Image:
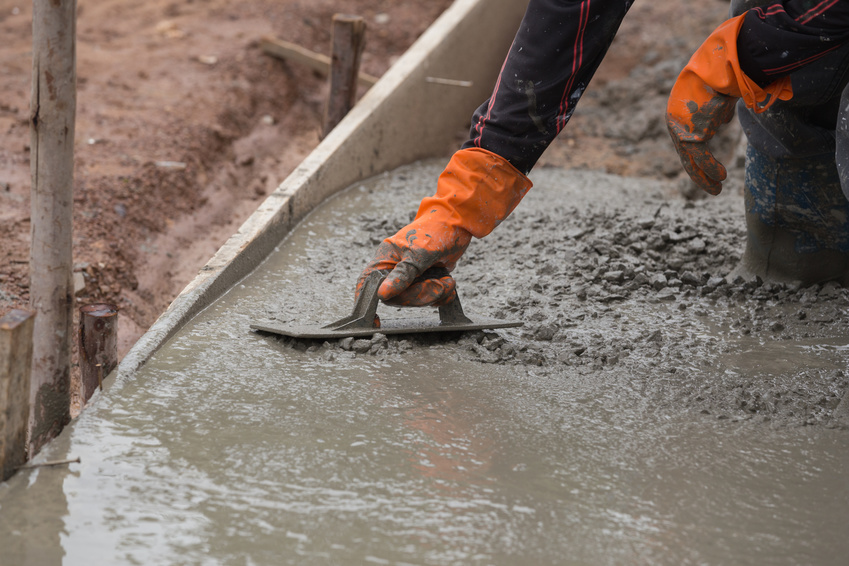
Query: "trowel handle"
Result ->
[[438, 294, 472, 325], [326, 268, 471, 331], [323, 271, 385, 331]]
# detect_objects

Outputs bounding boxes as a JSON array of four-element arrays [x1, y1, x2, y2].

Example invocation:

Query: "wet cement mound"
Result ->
[[269, 163, 849, 430]]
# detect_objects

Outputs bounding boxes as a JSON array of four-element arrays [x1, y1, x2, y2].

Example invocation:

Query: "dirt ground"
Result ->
[[1, 2, 731, 357]]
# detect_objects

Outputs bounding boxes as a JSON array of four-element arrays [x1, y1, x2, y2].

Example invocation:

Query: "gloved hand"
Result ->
[[666, 13, 793, 195], [357, 147, 532, 307]]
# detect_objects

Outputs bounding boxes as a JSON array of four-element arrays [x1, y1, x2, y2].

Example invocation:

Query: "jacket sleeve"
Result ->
[[460, 0, 635, 175], [737, 0, 849, 87]]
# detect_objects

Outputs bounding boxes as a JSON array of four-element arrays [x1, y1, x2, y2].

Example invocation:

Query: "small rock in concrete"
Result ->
[[628, 272, 650, 290], [687, 238, 706, 253], [573, 284, 588, 300], [565, 227, 589, 239], [656, 288, 677, 301], [819, 281, 840, 300], [458, 334, 480, 349], [473, 344, 502, 364], [603, 270, 624, 283], [518, 349, 545, 366], [535, 324, 558, 341], [650, 274, 667, 290], [681, 271, 701, 286], [705, 276, 725, 290]]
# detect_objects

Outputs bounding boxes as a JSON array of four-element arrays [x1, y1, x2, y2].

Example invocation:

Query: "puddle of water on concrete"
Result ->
[[1, 162, 847, 565]]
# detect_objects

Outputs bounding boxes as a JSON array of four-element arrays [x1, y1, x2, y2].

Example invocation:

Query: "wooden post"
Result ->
[[78, 304, 118, 405], [1, 310, 35, 481], [29, 0, 77, 454], [322, 14, 367, 137]]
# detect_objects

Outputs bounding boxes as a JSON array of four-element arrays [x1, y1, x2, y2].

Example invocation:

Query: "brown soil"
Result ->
[[0, 1, 728, 356]]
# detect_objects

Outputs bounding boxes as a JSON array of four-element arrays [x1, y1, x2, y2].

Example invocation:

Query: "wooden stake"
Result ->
[[1, 310, 35, 481], [78, 304, 118, 405], [29, 0, 77, 455], [322, 14, 368, 138], [260, 36, 378, 88]]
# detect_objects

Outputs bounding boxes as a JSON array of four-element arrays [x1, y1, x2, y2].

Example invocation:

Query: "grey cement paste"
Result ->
[[1, 161, 847, 565]]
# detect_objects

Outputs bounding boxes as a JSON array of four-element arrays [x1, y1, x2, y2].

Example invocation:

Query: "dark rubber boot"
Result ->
[[736, 144, 849, 285]]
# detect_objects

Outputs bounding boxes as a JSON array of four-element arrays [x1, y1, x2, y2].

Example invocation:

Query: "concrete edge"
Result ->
[[117, 0, 530, 379]]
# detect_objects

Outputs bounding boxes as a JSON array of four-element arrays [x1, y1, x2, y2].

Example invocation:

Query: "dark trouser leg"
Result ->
[[461, 0, 635, 174]]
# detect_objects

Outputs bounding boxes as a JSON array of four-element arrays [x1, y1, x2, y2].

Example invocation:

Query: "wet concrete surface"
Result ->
[[1, 161, 848, 564]]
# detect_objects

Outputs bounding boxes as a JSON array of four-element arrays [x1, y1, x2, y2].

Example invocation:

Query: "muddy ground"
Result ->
[[0, 0, 454, 352], [1, 0, 730, 354]]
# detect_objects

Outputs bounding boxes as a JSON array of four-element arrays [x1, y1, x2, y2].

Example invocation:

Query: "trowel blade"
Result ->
[[250, 315, 522, 340]]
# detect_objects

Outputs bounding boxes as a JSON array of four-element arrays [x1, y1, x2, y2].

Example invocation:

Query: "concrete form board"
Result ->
[[118, 0, 531, 378]]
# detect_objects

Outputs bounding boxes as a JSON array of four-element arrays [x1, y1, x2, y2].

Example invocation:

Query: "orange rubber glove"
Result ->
[[357, 147, 532, 307], [666, 13, 793, 195]]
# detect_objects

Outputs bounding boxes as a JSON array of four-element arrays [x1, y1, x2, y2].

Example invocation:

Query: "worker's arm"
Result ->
[[667, 0, 849, 195], [462, 0, 635, 175], [358, 0, 635, 306], [738, 0, 849, 88]]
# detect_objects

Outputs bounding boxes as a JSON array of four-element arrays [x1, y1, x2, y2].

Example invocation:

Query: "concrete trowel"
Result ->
[[250, 271, 523, 339]]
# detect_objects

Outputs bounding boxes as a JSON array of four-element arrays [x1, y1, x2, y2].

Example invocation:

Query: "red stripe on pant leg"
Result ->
[[557, 0, 591, 133], [471, 40, 514, 147]]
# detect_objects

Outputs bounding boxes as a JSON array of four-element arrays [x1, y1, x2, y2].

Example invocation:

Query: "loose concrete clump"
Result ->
[[275, 329, 462, 361], [704, 368, 848, 427], [455, 330, 546, 365], [445, 186, 848, 427], [335, 332, 416, 357]]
